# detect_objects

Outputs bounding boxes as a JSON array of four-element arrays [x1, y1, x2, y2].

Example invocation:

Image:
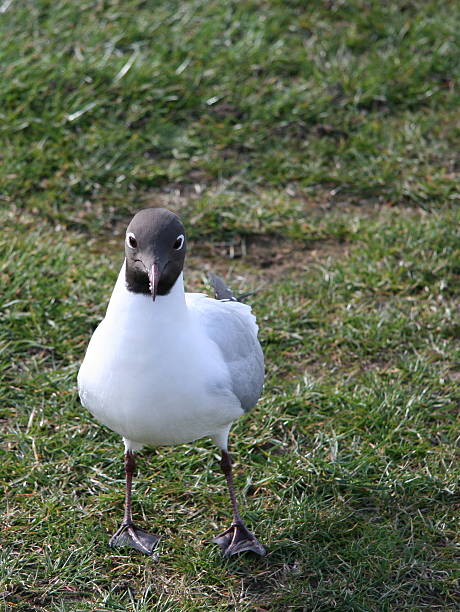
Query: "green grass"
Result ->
[[1, 1, 459, 610]]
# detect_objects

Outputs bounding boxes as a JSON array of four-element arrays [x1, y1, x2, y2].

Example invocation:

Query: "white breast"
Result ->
[[78, 265, 243, 448]]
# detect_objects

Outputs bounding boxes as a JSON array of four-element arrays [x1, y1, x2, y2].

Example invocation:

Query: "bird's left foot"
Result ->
[[213, 522, 266, 558]]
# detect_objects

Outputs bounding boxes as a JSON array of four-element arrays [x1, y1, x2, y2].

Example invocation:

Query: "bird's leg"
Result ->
[[108, 450, 160, 555], [213, 450, 266, 557]]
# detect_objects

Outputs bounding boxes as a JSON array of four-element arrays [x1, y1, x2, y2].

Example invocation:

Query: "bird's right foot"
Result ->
[[109, 522, 160, 556]]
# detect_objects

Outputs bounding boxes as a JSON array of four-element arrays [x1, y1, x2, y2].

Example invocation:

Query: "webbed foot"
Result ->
[[213, 522, 266, 558], [109, 522, 160, 556]]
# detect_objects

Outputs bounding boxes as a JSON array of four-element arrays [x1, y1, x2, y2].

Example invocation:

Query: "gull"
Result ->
[[78, 208, 266, 557]]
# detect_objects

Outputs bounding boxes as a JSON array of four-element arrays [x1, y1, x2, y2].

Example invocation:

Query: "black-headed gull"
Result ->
[[78, 208, 265, 557]]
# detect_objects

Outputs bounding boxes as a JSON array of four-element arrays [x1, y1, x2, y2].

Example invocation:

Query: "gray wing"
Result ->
[[208, 272, 238, 301], [209, 272, 256, 303], [187, 286, 264, 412], [213, 309, 264, 412]]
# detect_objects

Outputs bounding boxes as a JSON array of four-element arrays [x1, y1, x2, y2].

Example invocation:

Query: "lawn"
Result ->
[[1, 1, 459, 610]]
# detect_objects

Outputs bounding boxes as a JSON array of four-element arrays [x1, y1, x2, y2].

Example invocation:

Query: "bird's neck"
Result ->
[[106, 261, 187, 323]]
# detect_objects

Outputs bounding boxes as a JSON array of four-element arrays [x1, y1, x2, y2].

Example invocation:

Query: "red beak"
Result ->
[[149, 263, 160, 302]]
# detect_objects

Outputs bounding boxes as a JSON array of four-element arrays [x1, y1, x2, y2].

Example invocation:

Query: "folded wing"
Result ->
[[186, 288, 264, 413]]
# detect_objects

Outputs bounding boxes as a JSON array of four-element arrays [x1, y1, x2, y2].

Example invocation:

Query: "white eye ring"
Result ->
[[173, 234, 185, 250], [126, 232, 137, 249]]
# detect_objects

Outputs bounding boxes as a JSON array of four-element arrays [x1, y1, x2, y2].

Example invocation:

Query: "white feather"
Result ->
[[78, 263, 252, 451]]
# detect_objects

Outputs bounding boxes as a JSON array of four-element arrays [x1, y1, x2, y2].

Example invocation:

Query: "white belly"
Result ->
[[78, 295, 243, 447]]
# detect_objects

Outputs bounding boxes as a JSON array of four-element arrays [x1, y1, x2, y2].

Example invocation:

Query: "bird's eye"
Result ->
[[173, 234, 185, 250], [126, 232, 137, 249]]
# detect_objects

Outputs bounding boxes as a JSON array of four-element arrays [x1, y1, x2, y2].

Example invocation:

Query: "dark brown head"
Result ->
[[124, 208, 186, 300]]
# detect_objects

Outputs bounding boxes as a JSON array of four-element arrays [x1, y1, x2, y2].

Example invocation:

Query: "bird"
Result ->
[[77, 207, 266, 557]]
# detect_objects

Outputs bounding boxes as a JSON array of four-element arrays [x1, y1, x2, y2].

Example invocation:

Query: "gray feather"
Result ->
[[209, 273, 238, 301], [203, 274, 264, 412]]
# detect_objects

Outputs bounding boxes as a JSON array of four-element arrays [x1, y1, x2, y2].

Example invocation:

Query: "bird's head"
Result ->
[[124, 208, 186, 300]]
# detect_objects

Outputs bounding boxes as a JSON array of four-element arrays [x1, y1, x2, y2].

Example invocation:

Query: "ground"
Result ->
[[1, 1, 459, 611]]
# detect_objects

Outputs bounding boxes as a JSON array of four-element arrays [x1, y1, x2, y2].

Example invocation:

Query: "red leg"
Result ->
[[108, 451, 160, 555], [213, 450, 266, 557]]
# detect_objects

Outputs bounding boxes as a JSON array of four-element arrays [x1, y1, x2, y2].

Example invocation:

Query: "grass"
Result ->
[[1, 1, 459, 610]]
